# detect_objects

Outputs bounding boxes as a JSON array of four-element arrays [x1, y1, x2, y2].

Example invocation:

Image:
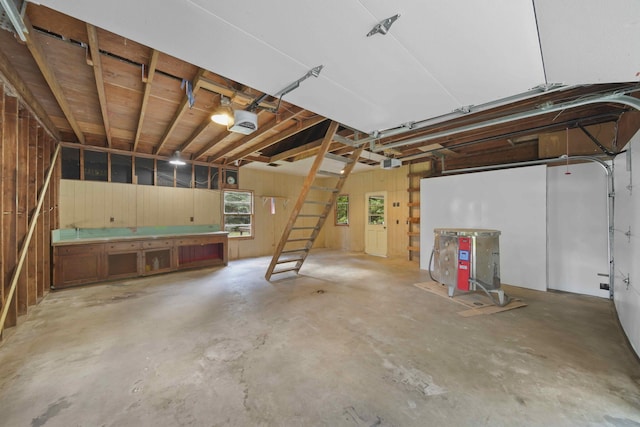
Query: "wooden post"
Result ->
[[36, 128, 45, 299], [2, 94, 19, 329], [16, 108, 29, 315], [27, 116, 38, 306]]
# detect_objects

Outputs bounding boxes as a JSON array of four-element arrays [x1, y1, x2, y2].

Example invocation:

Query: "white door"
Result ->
[[365, 192, 387, 257]]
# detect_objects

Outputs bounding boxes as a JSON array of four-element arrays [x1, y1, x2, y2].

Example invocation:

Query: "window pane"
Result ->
[[135, 157, 154, 185], [111, 154, 132, 183], [336, 194, 349, 225], [157, 160, 174, 187], [368, 196, 385, 225], [176, 164, 192, 188], [211, 167, 220, 189], [194, 165, 209, 189], [61, 147, 80, 179], [224, 190, 253, 238], [84, 150, 108, 181]]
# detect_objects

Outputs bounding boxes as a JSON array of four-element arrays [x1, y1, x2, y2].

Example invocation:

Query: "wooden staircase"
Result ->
[[265, 121, 364, 280]]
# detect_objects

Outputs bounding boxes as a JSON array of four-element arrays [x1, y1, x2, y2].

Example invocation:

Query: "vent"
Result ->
[[380, 158, 401, 169], [267, 163, 281, 167]]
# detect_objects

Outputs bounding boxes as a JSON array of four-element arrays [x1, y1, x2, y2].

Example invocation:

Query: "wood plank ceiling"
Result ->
[[0, 4, 639, 175]]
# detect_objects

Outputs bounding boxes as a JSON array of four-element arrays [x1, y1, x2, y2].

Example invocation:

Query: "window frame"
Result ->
[[335, 194, 349, 226], [223, 189, 254, 239]]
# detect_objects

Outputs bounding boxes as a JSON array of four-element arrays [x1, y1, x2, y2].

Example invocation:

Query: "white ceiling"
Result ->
[[31, 0, 640, 135]]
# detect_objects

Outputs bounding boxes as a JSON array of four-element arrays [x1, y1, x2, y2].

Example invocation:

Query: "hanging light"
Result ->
[[169, 150, 186, 166], [211, 96, 233, 126]]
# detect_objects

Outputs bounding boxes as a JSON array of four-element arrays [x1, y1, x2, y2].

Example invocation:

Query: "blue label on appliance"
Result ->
[[459, 250, 469, 261]]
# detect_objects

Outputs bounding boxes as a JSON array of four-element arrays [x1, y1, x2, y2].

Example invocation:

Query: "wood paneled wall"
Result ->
[[1, 84, 58, 338], [59, 180, 222, 228], [322, 164, 430, 258]]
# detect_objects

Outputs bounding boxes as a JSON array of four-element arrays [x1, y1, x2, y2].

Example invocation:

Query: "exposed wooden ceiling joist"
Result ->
[[154, 68, 206, 155], [0, 48, 60, 140], [208, 107, 306, 163], [86, 24, 112, 147], [224, 115, 326, 164], [23, 16, 85, 143], [133, 49, 159, 152], [198, 77, 278, 111]]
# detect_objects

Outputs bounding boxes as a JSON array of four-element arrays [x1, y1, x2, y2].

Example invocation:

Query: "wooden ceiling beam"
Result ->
[[223, 115, 326, 164], [177, 119, 212, 154], [206, 108, 305, 163], [199, 77, 278, 111], [0, 48, 59, 140], [271, 129, 354, 162], [154, 68, 206, 155], [24, 15, 84, 143], [133, 49, 159, 152], [86, 24, 112, 147]]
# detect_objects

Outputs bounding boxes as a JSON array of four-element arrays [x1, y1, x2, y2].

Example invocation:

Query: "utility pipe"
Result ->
[[354, 83, 569, 145], [442, 155, 615, 299], [0, 143, 61, 333], [377, 92, 640, 154]]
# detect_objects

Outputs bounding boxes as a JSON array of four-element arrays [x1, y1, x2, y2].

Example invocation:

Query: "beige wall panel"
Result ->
[[58, 180, 75, 228], [72, 180, 87, 228], [193, 189, 221, 225]]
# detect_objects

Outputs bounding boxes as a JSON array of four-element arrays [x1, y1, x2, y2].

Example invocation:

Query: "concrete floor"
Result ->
[[0, 250, 639, 427]]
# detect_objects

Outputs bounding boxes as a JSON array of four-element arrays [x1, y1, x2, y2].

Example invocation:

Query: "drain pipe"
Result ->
[[376, 92, 640, 153], [442, 155, 615, 299]]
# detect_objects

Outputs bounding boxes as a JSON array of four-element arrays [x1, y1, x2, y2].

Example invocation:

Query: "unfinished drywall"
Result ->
[[547, 162, 610, 298], [420, 165, 548, 291], [613, 132, 640, 356]]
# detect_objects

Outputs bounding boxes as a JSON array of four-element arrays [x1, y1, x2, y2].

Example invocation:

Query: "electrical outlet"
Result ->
[[190, 217, 194, 222], [600, 283, 610, 290]]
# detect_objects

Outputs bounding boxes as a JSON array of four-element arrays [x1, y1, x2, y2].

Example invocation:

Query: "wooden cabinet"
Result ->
[[52, 233, 227, 289]]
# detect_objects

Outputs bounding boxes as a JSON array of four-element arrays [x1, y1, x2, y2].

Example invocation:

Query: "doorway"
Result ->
[[365, 192, 387, 257]]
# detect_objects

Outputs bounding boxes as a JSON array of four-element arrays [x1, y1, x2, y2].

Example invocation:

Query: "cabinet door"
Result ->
[[54, 244, 104, 288]]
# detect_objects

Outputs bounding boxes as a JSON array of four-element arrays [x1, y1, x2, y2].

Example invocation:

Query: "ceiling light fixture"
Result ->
[[211, 96, 233, 126], [169, 151, 186, 166]]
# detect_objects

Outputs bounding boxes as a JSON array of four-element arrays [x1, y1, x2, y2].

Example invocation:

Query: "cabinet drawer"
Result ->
[[56, 244, 103, 256], [107, 241, 142, 252], [142, 239, 174, 249], [175, 237, 216, 246]]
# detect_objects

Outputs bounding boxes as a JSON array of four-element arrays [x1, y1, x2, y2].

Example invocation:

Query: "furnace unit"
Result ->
[[431, 228, 506, 305]]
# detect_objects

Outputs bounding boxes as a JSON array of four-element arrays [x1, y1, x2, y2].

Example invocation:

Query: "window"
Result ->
[[368, 195, 385, 225], [224, 190, 253, 238], [61, 147, 80, 179], [176, 164, 192, 188], [84, 150, 108, 181], [335, 194, 349, 225], [156, 160, 174, 187], [111, 154, 132, 183], [194, 165, 209, 189], [135, 157, 154, 185]]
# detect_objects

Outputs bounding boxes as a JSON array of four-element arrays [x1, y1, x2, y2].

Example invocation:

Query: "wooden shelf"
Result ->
[[407, 187, 420, 192], [407, 172, 428, 178], [407, 202, 420, 207], [407, 217, 420, 223], [407, 231, 420, 237], [408, 246, 420, 252]]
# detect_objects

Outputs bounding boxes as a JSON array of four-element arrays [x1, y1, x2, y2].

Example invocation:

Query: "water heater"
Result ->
[[431, 228, 505, 305]]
